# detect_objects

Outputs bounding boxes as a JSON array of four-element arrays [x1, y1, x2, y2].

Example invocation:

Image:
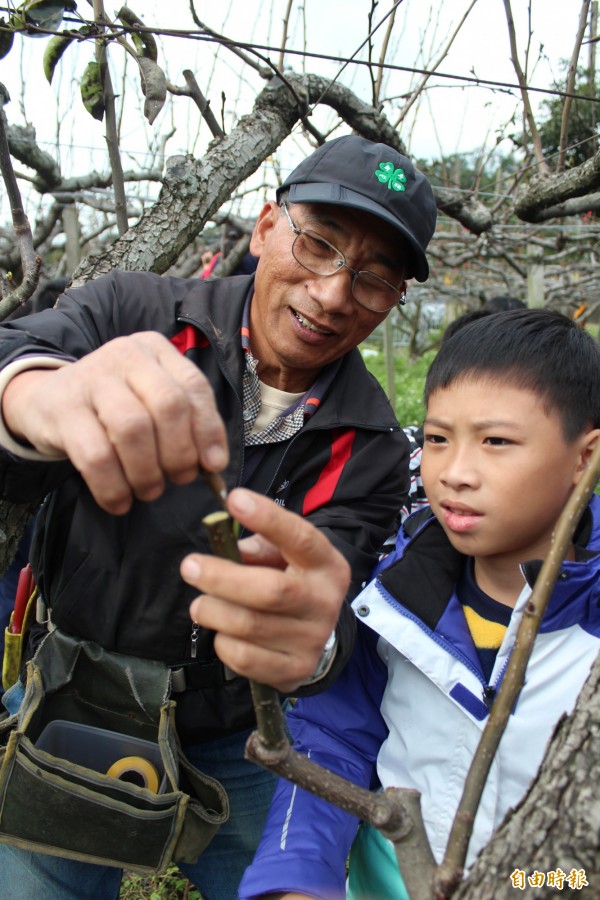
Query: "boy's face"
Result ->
[[421, 376, 598, 568]]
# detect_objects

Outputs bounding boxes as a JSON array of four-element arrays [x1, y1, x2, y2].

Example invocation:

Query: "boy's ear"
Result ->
[[573, 428, 600, 485]]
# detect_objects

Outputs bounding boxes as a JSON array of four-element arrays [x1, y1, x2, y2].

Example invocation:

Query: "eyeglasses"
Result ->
[[281, 203, 406, 312]]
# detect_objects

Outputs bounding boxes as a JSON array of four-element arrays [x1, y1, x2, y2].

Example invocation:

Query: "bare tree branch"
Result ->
[[7, 124, 62, 191], [188, 1, 272, 78], [277, 0, 294, 72], [373, 1, 398, 106], [93, 0, 128, 236], [557, 0, 591, 173], [0, 84, 41, 310], [182, 70, 225, 138], [395, 0, 479, 128], [435, 186, 492, 233], [502, 0, 548, 175]]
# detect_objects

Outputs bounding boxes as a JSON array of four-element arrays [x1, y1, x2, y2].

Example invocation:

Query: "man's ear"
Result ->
[[573, 428, 600, 485], [249, 201, 279, 258]]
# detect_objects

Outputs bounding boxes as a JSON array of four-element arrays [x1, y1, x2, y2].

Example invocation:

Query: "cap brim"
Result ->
[[287, 182, 429, 281]]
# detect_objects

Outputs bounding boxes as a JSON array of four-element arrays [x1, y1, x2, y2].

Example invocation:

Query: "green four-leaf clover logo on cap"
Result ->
[[374, 161, 407, 191]]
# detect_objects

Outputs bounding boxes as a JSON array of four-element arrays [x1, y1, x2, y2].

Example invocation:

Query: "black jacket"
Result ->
[[0, 271, 408, 741]]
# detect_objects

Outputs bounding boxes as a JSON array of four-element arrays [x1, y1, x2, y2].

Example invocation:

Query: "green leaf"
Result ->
[[42, 32, 73, 82], [15, 1, 76, 34], [80, 60, 104, 121], [0, 20, 14, 59], [117, 6, 157, 61]]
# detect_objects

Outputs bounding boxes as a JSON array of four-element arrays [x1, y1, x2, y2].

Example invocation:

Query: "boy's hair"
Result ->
[[483, 294, 526, 313], [441, 309, 493, 343], [425, 308, 600, 441]]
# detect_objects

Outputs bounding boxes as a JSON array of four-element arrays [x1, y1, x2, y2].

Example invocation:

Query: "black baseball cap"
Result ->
[[277, 135, 437, 282]]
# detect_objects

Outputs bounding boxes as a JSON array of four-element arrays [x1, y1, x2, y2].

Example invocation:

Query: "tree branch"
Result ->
[[395, 0, 478, 128], [0, 84, 41, 310], [188, 1, 272, 78], [182, 70, 224, 138], [557, 0, 590, 173], [515, 147, 600, 221], [277, 0, 294, 72], [93, 0, 129, 236], [7, 123, 62, 191], [502, 0, 548, 175]]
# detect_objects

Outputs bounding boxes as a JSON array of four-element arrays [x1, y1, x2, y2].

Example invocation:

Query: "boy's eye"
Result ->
[[484, 436, 512, 446], [424, 433, 447, 445]]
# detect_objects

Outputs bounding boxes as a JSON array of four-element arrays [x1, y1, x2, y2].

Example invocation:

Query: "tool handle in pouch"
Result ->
[[2, 581, 37, 692]]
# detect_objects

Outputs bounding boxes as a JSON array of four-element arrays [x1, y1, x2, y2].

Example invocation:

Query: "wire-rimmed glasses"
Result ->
[[282, 203, 406, 312]]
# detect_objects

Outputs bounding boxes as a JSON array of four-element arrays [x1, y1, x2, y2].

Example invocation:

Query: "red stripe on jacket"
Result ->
[[170, 324, 209, 353], [302, 428, 356, 516]]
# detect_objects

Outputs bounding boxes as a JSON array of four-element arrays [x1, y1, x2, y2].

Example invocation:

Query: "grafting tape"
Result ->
[[106, 755, 160, 793]]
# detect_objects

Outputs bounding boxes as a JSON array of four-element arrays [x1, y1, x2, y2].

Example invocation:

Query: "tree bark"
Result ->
[[515, 148, 600, 223], [0, 499, 40, 574]]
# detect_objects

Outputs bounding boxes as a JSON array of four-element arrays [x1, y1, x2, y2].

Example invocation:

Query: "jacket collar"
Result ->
[[379, 496, 600, 633]]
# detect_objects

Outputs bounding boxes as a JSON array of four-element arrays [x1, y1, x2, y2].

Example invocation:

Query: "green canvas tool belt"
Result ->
[[0, 628, 229, 875]]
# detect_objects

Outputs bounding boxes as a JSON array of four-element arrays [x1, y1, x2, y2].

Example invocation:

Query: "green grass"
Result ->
[[120, 866, 201, 899], [360, 343, 435, 426]]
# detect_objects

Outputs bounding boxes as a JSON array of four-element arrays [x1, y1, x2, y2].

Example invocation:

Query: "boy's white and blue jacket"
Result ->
[[240, 495, 600, 899]]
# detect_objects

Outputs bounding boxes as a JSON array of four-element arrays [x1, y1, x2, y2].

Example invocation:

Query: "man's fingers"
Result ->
[[238, 534, 286, 568], [189, 591, 318, 651], [187, 592, 326, 691], [183, 553, 312, 617], [181, 494, 351, 691], [56, 406, 135, 515], [128, 334, 229, 475], [213, 633, 316, 694], [226, 488, 350, 577]]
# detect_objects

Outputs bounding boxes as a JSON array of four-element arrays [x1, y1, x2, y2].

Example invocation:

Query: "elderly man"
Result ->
[[0, 135, 436, 899]]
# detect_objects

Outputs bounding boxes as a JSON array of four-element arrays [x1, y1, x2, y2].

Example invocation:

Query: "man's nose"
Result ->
[[306, 268, 355, 311]]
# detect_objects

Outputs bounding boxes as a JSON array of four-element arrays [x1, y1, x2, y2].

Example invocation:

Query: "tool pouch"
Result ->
[[0, 629, 229, 874], [1, 585, 37, 692]]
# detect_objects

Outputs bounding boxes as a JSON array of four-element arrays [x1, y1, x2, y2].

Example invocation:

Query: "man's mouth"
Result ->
[[292, 309, 333, 335]]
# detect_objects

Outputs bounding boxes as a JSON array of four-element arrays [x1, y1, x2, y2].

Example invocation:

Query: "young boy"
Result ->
[[239, 308, 600, 900]]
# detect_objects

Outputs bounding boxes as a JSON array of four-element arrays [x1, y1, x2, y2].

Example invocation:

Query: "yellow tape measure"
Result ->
[[106, 755, 160, 793]]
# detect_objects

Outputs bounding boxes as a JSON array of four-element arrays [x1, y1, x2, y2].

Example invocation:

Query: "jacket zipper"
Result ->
[[378, 581, 512, 712]]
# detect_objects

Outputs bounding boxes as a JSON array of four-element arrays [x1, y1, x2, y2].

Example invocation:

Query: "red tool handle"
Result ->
[[10, 562, 35, 635]]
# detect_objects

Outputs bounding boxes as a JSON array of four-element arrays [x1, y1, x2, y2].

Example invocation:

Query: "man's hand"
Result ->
[[1, 332, 228, 515], [182, 488, 351, 693]]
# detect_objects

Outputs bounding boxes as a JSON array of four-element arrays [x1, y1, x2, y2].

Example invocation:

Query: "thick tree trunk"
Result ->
[[455, 650, 600, 899]]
